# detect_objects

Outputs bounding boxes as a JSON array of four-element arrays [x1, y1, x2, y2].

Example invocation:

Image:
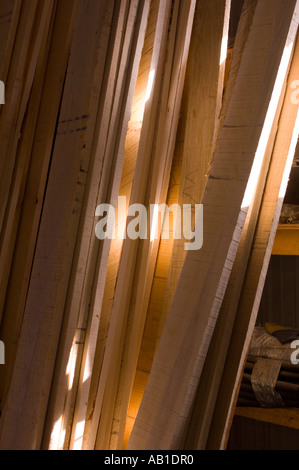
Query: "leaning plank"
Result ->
[[0, 0, 22, 84], [80, 0, 160, 451], [40, 0, 116, 451], [183, 39, 288, 453], [182, 0, 284, 449], [71, 0, 151, 450], [83, 0, 173, 451], [0, 0, 18, 78], [0, 0, 39, 233], [108, 0, 197, 451], [0, 0, 55, 326], [42, 0, 151, 451], [127, 0, 299, 450], [0, 0, 86, 450], [206, 22, 299, 450], [161, 0, 231, 320], [0, 0, 78, 419]]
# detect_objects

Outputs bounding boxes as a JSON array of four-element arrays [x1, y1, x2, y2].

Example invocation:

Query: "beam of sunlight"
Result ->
[[50, 415, 66, 451], [220, 35, 228, 66], [72, 420, 86, 450], [241, 42, 294, 210], [145, 68, 155, 102]]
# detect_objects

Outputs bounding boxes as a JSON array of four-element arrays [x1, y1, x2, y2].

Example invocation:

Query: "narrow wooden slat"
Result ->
[[0, 0, 22, 81], [65, 0, 151, 451], [235, 407, 299, 430], [161, 0, 231, 320], [82, 0, 161, 450], [34, 0, 152, 451], [40, 0, 116, 451], [108, 0, 197, 450], [127, 0, 299, 450], [0, 0, 55, 323], [206, 18, 299, 450], [0, 0, 78, 417], [272, 225, 299, 255], [182, 0, 289, 449], [0, 0, 80, 450], [123, 0, 231, 446], [83, 0, 173, 451], [0, 0, 39, 232], [0, 0, 17, 77]]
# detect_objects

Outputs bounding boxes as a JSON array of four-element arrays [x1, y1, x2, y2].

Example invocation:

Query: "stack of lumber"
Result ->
[[0, 0, 299, 451]]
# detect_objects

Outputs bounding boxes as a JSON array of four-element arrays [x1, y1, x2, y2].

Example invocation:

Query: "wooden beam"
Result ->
[[206, 12, 299, 450], [127, 0, 299, 450], [83, 0, 174, 451], [0, 0, 17, 77], [39, 0, 151, 451], [272, 225, 299, 255], [182, 0, 287, 450], [40, 0, 115, 451], [235, 407, 299, 430], [107, 0, 197, 451], [160, 0, 231, 321], [0, 0, 78, 418], [0, 0, 39, 233], [123, 0, 231, 449], [81, 0, 160, 452]]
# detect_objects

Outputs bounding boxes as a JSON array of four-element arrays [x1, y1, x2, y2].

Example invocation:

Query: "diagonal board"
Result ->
[[183, 0, 299, 449], [84, 0, 175, 450], [106, 0, 197, 451], [41, 0, 117, 451], [206, 25, 299, 451], [122, 0, 231, 449], [127, 0, 299, 450], [159, 0, 231, 323]]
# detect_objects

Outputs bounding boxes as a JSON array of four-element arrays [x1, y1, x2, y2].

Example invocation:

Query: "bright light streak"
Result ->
[[220, 35, 228, 66], [145, 69, 155, 102], [49, 416, 66, 451], [66, 344, 76, 391], [72, 420, 85, 450], [150, 204, 159, 241], [241, 43, 294, 210]]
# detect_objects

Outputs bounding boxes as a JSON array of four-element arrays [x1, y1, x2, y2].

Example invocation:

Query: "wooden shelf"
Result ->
[[272, 225, 299, 255], [235, 407, 299, 430]]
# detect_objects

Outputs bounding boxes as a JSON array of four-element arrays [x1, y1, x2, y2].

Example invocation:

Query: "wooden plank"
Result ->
[[40, 0, 151, 451], [161, 0, 231, 320], [108, 0, 197, 451], [0, 0, 55, 325], [80, 0, 161, 450], [123, 0, 231, 447], [205, 13, 299, 450], [40, 0, 116, 451], [0, 0, 17, 76], [182, 0, 289, 449], [0, 0, 78, 417], [235, 407, 299, 430], [272, 225, 299, 255], [0, 0, 22, 81], [83, 0, 174, 451], [0, 0, 83, 450], [127, 0, 299, 450], [0, 0, 39, 233], [69, 0, 151, 451]]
